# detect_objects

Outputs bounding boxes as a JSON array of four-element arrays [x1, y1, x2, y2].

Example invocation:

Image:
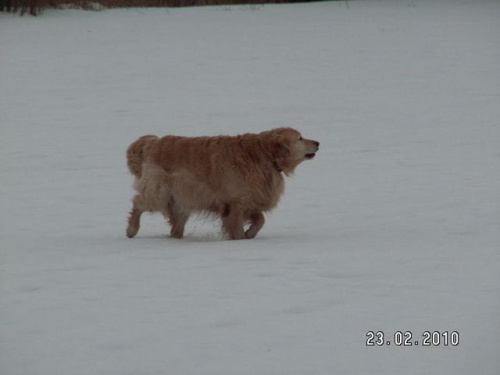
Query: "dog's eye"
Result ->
[[298, 136, 303, 141]]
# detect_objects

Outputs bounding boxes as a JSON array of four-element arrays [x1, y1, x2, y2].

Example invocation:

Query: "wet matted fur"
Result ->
[[126, 127, 319, 240]]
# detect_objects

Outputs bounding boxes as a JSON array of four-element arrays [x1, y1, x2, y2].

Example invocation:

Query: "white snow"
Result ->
[[1, 1, 499, 374]]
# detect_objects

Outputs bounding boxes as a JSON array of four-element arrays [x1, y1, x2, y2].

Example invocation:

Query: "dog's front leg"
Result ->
[[245, 212, 265, 239], [221, 203, 246, 240]]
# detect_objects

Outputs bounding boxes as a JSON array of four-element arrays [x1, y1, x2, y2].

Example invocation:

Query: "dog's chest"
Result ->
[[245, 172, 285, 211]]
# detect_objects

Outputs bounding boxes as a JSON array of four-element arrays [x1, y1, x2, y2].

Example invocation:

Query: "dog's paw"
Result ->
[[126, 225, 139, 238], [245, 229, 257, 239]]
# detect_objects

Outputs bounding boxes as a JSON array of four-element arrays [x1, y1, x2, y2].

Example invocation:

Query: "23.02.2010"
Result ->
[[366, 331, 459, 347]]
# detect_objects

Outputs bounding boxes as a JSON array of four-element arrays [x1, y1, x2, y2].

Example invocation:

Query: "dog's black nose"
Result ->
[[314, 141, 320, 148]]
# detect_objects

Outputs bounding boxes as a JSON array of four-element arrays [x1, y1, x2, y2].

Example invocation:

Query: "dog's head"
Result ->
[[260, 127, 319, 176]]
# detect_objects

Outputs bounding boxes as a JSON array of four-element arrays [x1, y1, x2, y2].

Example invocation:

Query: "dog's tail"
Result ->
[[126, 135, 159, 178]]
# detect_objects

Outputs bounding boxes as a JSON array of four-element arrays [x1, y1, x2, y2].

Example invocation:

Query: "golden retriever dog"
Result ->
[[126, 127, 319, 240]]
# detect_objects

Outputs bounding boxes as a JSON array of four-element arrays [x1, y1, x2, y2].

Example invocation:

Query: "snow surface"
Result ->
[[1, 1, 499, 374]]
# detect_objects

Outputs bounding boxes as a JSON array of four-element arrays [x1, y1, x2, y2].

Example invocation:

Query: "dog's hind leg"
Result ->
[[126, 195, 146, 238], [165, 198, 190, 239], [245, 212, 265, 239], [169, 211, 190, 239]]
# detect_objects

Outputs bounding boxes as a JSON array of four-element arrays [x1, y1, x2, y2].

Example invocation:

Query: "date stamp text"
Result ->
[[366, 331, 459, 347]]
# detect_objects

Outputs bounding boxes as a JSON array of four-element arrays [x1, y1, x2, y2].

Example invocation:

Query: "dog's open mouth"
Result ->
[[305, 153, 316, 159]]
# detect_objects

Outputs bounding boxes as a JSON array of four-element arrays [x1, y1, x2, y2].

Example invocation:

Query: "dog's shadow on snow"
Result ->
[[122, 230, 321, 246]]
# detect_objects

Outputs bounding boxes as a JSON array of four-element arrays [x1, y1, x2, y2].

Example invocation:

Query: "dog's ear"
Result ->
[[272, 142, 290, 160]]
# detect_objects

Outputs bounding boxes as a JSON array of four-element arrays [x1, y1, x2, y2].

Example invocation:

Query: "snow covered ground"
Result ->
[[1, 1, 499, 374]]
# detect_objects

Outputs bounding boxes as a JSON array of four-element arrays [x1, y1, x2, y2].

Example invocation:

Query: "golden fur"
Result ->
[[126, 127, 319, 240]]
